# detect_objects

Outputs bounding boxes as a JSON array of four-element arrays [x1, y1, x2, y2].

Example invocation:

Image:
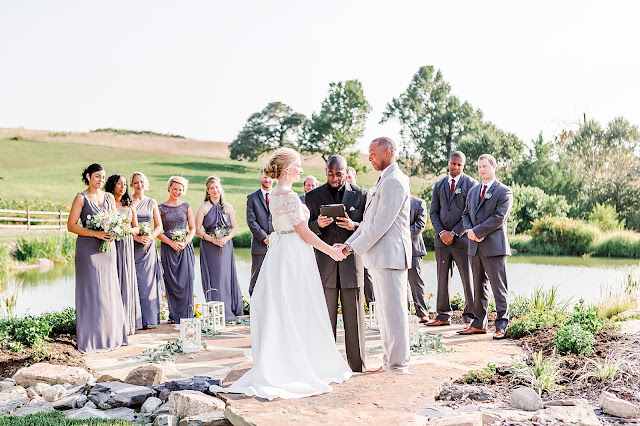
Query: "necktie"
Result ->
[[265, 192, 270, 207], [450, 179, 455, 193], [480, 185, 487, 201]]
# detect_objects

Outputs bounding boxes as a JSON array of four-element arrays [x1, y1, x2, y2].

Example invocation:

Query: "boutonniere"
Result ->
[[369, 187, 377, 197], [484, 192, 493, 200], [454, 188, 461, 195]]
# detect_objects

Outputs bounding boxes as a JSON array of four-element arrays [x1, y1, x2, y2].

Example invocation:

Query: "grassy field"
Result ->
[[0, 132, 432, 234]]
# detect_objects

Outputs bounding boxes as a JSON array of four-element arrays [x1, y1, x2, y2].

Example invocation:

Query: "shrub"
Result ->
[[450, 293, 464, 311], [591, 231, 640, 258], [0, 410, 132, 425], [40, 307, 76, 335], [528, 216, 600, 256], [570, 299, 604, 333], [589, 203, 625, 231], [554, 323, 594, 355], [232, 231, 252, 248], [509, 184, 570, 233], [509, 234, 532, 254], [13, 234, 75, 263], [506, 310, 569, 339]]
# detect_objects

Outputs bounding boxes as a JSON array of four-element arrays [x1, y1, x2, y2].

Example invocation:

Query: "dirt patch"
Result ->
[[0, 335, 92, 380]]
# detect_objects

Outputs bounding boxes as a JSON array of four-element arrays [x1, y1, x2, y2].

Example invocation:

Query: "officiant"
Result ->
[[305, 155, 368, 372]]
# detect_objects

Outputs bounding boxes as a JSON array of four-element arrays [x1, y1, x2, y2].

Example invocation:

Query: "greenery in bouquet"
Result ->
[[85, 210, 131, 252], [138, 221, 153, 252], [210, 226, 230, 253], [170, 229, 188, 243]]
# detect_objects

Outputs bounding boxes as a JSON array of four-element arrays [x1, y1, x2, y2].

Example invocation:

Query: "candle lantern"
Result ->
[[202, 301, 226, 333], [368, 302, 379, 330], [180, 318, 202, 353], [408, 314, 420, 345]]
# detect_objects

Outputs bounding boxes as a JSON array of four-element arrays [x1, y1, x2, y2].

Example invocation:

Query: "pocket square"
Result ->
[[349, 206, 356, 211]]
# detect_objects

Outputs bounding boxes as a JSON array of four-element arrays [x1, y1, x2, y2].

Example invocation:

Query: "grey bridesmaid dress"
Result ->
[[115, 206, 142, 334], [159, 202, 195, 324], [200, 202, 243, 320], [75, 193, 127, 354], [133, 197, 164, 327]]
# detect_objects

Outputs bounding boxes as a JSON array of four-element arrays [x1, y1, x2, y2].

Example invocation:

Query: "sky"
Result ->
[[1, 1, 639, 152]]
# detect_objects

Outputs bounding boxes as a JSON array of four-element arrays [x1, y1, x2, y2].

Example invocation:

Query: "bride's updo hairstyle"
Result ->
[[264, 148, 298, 179]]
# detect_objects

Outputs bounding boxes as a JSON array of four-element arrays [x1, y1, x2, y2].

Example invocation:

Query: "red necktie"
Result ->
[[480, 185, 487, 201], [450, 179, 455, 193], [265, 193, 270, 207]]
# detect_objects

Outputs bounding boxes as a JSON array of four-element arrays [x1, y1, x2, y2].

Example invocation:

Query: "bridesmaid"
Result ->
[[130, 172, 164, 329], [67, 163, 127, 353], [195, 176, 243, 321], [157, 176, 196, 324], [105, 174, 142, 335]]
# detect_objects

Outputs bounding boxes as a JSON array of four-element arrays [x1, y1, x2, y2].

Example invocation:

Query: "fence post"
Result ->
[[59, 209, 63, 229], [26, 207, 31, 230]]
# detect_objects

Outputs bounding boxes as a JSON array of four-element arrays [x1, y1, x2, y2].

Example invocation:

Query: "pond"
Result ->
[[4, 249, 640, 316]]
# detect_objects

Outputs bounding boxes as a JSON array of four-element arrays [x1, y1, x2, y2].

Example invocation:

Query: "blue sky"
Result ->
[[1, 1, 638, 151]]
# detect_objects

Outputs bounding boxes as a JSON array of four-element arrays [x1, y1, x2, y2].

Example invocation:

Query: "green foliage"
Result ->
[[589, 203, 625, 231], [229, 102, 306, 161], [0, 410, 133, 425], [410, 333, 452, 355], [232, 231, 252, 248], [13, 234, 75, 263], [40, 307, 76, 334], [8, 316, 53, 346], [506, 310, 569, 339], [578, 355, 622, 382], [570, 299, 604, 333], [0, 198, 70, 212], [553, 323, 594, 355], [460, 368, 494, 385], [92, 127, 185, 139], [591, 231, 640, 258], [243, 298, 250, 315], [0, 245, 11, 273], [450, 293, 464, 311], [527, 216, 600, 256], [136, 337, 208, 363], [509, 185, 570, 233], [513, 350, 563, 395], [300, 80, 371, 161], [0, 308, 75, 351]]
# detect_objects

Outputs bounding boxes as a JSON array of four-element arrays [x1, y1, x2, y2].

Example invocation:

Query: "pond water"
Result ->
[[5, 249, 640, 316]]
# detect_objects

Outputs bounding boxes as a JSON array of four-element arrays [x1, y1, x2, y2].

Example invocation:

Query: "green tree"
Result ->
[[229, 102, 306, 161], [299, 80, 371, 162], [588, 203, 624, 231], [508, 185, 570, 233]]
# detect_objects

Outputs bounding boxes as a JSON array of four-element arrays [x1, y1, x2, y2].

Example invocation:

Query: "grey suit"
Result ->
[[408, 196, 428, 317], [306, 182, 367, 372], [429, 173, 478, 323], [462, 180, 513, 330], [246, 189, 273, 296]]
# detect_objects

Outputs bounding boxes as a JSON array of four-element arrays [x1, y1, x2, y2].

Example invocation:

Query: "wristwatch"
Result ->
[[344, 243, 354, 254], [450, 231, 456, 237]]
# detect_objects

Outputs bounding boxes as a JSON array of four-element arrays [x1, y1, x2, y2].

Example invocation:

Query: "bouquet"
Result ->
[[85, 210, 131, 252], [170, 229, 188, 243], [210, 226, 230, 254], [138, 221, 153, 252]]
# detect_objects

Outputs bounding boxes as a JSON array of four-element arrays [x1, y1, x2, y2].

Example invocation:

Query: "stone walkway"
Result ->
[[85, 320, 523, 425]]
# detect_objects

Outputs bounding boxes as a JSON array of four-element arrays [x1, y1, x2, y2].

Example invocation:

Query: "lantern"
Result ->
[[408, 314, 420, 345], [202, 301, 225, 333], [368, 302, 379, 330], [180, 318, 202, 353]]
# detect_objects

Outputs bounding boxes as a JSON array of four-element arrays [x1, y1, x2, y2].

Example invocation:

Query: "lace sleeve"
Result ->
[[284, 192, 305, 226]]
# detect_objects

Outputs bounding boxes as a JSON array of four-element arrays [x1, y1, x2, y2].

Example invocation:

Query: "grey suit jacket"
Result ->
[[347, 162, 412, 270], [410, 196, 427, 257], [462, 180, 513, 257], [430, 173, 479, 250], [306, 182, 367, 289], [246, 189, 274, 255]]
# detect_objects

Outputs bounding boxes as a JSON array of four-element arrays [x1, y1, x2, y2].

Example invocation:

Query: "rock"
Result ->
[[0, 380, 15, 392], [84, 400, 97, 409], [537, 398, 600, 426], [159, 388, 171, 402], [36, 258, 54, 268], [13, 363, 95, 387], [26, 388, 38, 398], [104, 407, 137, 421], [53, 394, 85, 410], [427, 411, 483, 426], [162, 376, 221, 394], [125, 365, 167, 386], [142, 396, 163, 413], [155, 414, 180, 426], [154, 402, 171, 415], [88, 381, 155, 408], [466, 386, 493, 402], [510, 386, 543, 411], [168, 390, 226, 417], [415, 403, 455, 420], [0, 387, 29, 414], [66, 406, 110, 420], [435, 384, 493, 402], [179, 411, 230, 425], [599, 390, 640, 419], [32, 382, 51, 395], [42, 384, 66, 402], [97, 374, 123, 383], [76, 394, 87, 408], [1, 385, 27, 396], [13, 400, 54, 416]]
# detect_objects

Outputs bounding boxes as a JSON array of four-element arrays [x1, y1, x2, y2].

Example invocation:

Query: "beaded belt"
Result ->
[[276, 229, 296, 235]]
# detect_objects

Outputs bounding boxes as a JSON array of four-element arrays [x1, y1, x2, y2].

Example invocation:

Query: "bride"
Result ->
[[211, 148, 352, 400]]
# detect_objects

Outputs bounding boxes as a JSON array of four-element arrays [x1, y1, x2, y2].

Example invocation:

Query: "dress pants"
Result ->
[[248, 254, 265, 296], [324, 285, 366, 372], [363, 268, 375, 305], [369, 268, 410, 372], [434, 245, 475, 323], [407, 256, 428, 317], [470, 254, 509, 330]]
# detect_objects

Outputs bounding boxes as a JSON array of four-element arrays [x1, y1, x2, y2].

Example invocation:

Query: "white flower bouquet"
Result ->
[[85, 210, 131, 252], [139, 221, 153, 252], [170, 229, 188, 243], [210, 226, 230, 254]]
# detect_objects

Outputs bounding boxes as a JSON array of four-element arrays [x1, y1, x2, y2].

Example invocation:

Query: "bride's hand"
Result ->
[[329, 246, 346, 262]]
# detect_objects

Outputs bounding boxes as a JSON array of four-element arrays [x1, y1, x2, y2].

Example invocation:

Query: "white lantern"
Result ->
[[180, 318, 202, 353], [202, 301, 225, 333], [368, 302, 379, 330], [408, 314, 420, 345]]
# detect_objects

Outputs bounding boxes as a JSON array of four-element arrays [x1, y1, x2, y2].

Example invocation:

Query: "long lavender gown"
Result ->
[[159, 202, 195, 324], [115, 206, 142, 334], [75, 193, 127, 354], [133, 197, 163, 327], [200, 201, 243, 320]]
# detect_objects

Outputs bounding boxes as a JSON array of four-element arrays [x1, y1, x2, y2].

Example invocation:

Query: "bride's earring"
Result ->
[[286, 171, 290, 180]]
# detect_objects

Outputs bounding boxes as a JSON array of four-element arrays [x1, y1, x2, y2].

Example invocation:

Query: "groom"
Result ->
[[343, 137, 412, 373]]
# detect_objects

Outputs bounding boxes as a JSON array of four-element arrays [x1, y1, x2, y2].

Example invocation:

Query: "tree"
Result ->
[[229, 102, 306, 161], [299, 80, 371, 162]]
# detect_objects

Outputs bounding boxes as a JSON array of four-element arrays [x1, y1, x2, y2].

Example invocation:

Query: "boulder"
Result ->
[[66, 406, 110, 420], [104, 407, 137, 422], [435, 384, 492, 402], [75, 394, 88, 408], [428, 411, 483, 426], [0, 386, 29, 414], [537, 398, 600, 426], [0, 380, 15, 392], [13, 363, 95, 387], [88, 381, 155, 408], [599, 391, 640, 419], [97, 374, 123, 383], [169, 390, 226, 417], [42, 384, 66, 402], [510, 386, 543, 411], [53, 394, 85, 410], [13, 400, 54, 416], [179, 411, 230, 425], [142, 396, 163, 413], [161, 376, 221, 394], [155, 414, 180, 426], [159, 388, 171, 402], [26, 388, 38, 399], [84, 401, 97, 409], [32, 382, 51, 395], [125, 365, 167, 386]]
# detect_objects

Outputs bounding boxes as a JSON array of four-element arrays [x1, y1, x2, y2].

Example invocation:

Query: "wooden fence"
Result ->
[[0, 208, 69, 230]]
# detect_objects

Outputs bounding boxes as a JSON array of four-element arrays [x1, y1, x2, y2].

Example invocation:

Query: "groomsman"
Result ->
[[300, 175, 319, 204], [459, 154, 513, 340], [344, 137, 412, 373], [246, 169, 274, 296], [427, 152, 478, 328], [306, 155, 368, 372], [408, 195, 428, 322]]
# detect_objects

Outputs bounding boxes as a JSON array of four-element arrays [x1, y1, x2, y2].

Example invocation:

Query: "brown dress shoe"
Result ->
[[425, 319, 450, 326], [364, 367, 384, 374], [464, 322, 471, 329], [457, 326, 487, 335], [493, 329, 506, 340]]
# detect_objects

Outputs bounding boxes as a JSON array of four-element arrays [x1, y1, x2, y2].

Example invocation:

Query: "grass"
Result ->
[[13, 234, 75, 263], [513, 350, 563, 396], [596, 269, 640, 319], [0, 411, 132, 425], [0, 245, 9, 272]]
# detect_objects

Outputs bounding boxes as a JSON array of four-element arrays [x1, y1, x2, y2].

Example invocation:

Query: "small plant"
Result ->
[[506, 310, 569, 339], [554, 323, 594, 355], [136, 337, 208, 363], [0, 279, 22, 318], [488, 298, 496, 313], [571, 299, 604, 333], [460, 362, 497, 384], [8, 341, 24, 352], [513, 350, 563, 396], [577, 353, 622, 382], [410, 333, 452, 355], [450, 293, 464, 311]]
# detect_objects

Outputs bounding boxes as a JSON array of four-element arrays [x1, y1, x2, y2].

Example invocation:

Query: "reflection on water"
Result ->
[[4, 249, 639, 316]]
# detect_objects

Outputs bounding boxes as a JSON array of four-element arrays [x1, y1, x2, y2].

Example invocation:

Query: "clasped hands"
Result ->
[[330, 243, 350, 262], [466, 229, 485, 243]]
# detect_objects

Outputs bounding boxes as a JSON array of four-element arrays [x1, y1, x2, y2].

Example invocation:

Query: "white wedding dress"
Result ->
[[211, 191, 352, 400]]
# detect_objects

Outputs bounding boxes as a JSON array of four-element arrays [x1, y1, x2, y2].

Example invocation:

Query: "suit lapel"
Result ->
[[257, 190, 269, 213], [341, 184, 354, 211], [476, 181, 499, 213], [448, 174, 465, 206], [318, 183, 335, 206]]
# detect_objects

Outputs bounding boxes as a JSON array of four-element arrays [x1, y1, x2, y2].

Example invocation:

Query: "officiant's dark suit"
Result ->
[[305, 157, 368, 372]]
